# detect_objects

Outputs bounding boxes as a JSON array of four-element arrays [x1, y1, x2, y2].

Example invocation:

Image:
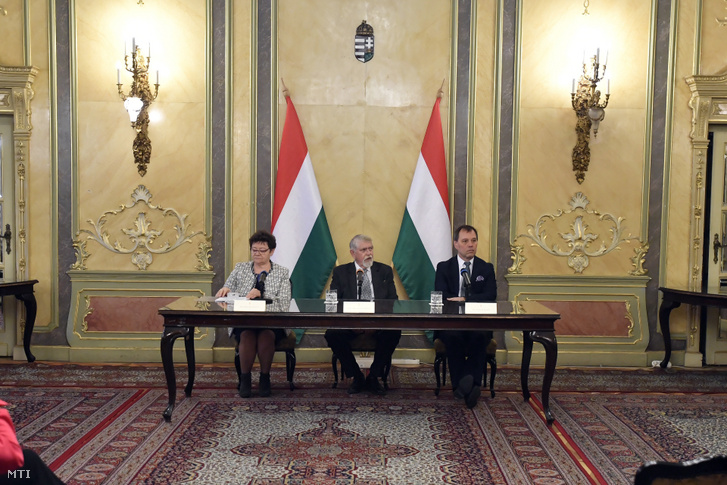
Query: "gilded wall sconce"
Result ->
[[571, 49, 609, 184], [117, 38, 159, 177]]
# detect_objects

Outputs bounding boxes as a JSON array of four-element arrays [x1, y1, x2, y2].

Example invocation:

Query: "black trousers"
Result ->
[[438, 330, 492, 388], [0, 449, 65, 485], [324, 329, 401, 379]]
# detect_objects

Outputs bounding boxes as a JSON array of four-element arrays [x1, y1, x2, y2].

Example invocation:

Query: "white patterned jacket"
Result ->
[[223, 261, 292, 336]]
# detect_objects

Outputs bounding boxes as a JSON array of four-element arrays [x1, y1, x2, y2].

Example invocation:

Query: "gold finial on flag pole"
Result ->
[[281, 78, 289, 97], [437, 79, 445, 98]]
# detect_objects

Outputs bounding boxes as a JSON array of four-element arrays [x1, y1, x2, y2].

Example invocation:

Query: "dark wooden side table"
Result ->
[[658, 286, 727, 368], [0, 280, 39, 362]]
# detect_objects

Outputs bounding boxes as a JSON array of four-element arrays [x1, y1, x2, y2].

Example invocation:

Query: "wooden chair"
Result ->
[[433, 337, 497, 397], [234, 331, 297, 391], [633, 455, 727, 485], [331, 332, 392, 390]]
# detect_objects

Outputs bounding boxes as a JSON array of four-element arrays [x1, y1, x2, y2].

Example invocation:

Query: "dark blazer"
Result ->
[[434, 256, 497, 302], [330, 261, 398, 300]]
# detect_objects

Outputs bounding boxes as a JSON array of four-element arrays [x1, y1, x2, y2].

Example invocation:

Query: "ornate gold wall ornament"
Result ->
[[624, 301, 635, 337], [508, 244, 526, 274], [81, 295, 94, 332], [629, 243, 649, 276], [71, 240, 90, 270], [509, 192, 643, 274], [196, 235, 213, 271], [73, 185, 207, 270], [571, 52, 610, 184], [117, 41, 160, 176]]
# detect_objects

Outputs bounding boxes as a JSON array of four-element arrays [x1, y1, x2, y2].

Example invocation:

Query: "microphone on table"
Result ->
[[256, 271, 268, 298], [460, 266, 471, 288], [356, 269, 364, 300]]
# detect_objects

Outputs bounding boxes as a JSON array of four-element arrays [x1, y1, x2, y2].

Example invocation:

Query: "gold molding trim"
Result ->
[[508, 192, 645, 274], [73, 185, 209, 270]]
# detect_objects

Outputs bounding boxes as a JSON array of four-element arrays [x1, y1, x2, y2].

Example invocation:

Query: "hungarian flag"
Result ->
[[393, 98, 451, 300], [271, 95, 336, 299]]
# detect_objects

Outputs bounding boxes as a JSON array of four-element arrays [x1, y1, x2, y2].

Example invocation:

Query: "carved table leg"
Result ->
[[529, 330, 558, 425], [184, 329, 195, 397], [16, 292, 37, 363], [659, 298, 680, 369], [521, 331, 534, 402], [161, 326, 190, 422]]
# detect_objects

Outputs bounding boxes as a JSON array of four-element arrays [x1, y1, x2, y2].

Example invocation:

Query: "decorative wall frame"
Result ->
[[508, 192, 648, 275], [72, 185, 211, 270]]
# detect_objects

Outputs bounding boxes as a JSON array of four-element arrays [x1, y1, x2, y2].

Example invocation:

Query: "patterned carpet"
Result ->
[[2, 362, 727, 484]]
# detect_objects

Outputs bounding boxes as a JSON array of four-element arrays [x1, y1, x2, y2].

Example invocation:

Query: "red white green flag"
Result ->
[[393, 98, 451, 299], [271, 95, 336, 298]]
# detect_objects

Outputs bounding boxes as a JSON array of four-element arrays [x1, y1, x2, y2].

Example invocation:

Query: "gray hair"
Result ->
[[349, 234, 373, 251]]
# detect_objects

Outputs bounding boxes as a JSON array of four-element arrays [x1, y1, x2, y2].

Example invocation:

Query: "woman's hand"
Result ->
[[215, 287, 230, 298], [246, 288, 262, 300]]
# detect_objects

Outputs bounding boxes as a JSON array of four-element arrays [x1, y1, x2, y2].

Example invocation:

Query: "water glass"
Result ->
[[430, 291, 443, 306], [325, 289, 338, 303]]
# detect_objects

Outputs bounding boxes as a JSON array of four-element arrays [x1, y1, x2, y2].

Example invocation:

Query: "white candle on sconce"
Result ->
[[132, 37, 136, 54], [572, 79, 576, 94], [117, 69, 120, 84], [156, 70, 159, 85], [607, 79, 610, 95], [604, 50, 608, 66], [148, 43, 151, 59], [596, 48, 600, 64]]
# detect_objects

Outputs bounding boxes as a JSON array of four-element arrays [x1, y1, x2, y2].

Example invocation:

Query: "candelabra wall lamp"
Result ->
[[571, 49, 610, 184], [117, 38, 159, 177]]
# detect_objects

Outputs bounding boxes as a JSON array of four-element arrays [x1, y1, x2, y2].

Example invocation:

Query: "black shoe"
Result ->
[[457, 375, 474, 397], [239, 372, 252, 398], [367, 374, 386, 396], [259, 373, 271, 397], [466, 385, 481, 409], [347, 375, 366, 394], [453, 387, 465, 399]]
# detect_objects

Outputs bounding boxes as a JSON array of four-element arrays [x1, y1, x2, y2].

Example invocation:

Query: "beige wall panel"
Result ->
[[75, 0, 206, 272], [27, 0, 54, 326], [472, 0, 497, 260], [231, 3, 252, 265], [516, 0, 651, 276], [665, 2, 698, 290], [276, 0, 452, 271], [699, 0, 727, 75], [0, 0, 24, 66]]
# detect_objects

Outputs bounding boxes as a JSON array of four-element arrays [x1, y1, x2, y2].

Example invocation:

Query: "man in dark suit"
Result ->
[[325, 234, 400, 395], [435, 224, 497, 409]]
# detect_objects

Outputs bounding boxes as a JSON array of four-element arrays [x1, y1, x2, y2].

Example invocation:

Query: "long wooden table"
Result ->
[[159, 297, 560, 423], [0, 280, 39, 362], [658, 286, 727, 368]]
